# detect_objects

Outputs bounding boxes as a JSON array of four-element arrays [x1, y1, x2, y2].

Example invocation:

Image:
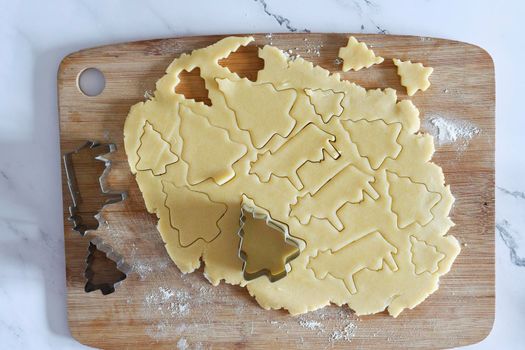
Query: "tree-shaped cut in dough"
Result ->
[[342, 119, 402, 170], [305, 88, 345, 123], [162, 181, 227, 247], [393, 58, 433, 96], [179, 106, 247, 185], [308, 231, 398, 294], [217, 79, 297, 148], [338, 36, 384, 72], [387, 171, 441, 228], [250, 123, 340, 190], [290, 164, 378, 231], [410, 236, 445, 275], [136, 121, 179, 175]]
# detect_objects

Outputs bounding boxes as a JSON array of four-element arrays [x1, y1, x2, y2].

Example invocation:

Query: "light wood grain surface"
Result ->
[[58, 33, 494, 349]]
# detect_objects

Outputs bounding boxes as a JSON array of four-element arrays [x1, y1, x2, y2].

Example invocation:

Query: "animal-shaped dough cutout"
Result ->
[[305, 88, 344, 123], [308, 231, 398, 294], [162, 181, 227, 247], [387, 171, 441, 228], [393, 58, 433, 96], [410, 236, 445, 274], [290, 164, 378, 230], [136, 121, 178, 175], [250, 123, 340, 189], [342, 119, 402, 170], [217, 79, 297, 148], [338, 36, 384, 71], [297, 155, 352, 194], [179, 105, 247, 185]]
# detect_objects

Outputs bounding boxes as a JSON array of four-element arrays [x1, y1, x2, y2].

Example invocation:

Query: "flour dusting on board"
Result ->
[[299, 319, 324, 331], [176, 337, 188, 350], [330, 322, 358, 343], [140, 271, 360, 345], [144, 286, 191, 317], [293, 309, 358, 343], [423, 114, 480, 151]]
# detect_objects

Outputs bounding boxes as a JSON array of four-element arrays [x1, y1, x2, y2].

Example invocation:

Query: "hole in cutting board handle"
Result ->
[[78, 68, 106, 96]]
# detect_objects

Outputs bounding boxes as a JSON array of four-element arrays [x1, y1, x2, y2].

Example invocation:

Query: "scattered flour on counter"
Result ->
[[299, 318, 324, 332], [145, 320, 170, 341], [132, 262, 154, 279], [423, 114, 480, 150], [177, 337, 188, 350], [265, 33, 273, 45], [144, 90, 154, 100], [330, 322, 357, 343], [144, 286, 191, 317]]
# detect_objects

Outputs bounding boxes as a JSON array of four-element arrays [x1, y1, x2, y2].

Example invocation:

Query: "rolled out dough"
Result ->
[[124, 36, 460, 317]]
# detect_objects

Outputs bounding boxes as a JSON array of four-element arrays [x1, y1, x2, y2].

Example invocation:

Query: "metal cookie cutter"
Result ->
[[237, 195, 303, 282], [63, 141, 126, 235], [85, 236, 131, 295]]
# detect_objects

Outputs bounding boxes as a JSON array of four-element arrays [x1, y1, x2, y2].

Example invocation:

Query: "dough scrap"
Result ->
[[123, 36, 460, 318], [338, 36, 384, 71], [393, 58, 433, 96]]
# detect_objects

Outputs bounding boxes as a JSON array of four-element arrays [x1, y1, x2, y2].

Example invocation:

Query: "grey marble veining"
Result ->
[[254, 0, 311, 32], [0, 0, 524, 349]]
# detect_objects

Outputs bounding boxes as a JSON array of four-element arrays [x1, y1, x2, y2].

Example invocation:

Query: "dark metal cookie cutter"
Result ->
[[237, 195, 303, 282], [63, 141, 126, 235], [85, 236, 131, 295]]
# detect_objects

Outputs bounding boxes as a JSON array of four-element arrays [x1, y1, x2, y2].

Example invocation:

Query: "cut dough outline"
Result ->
[[289, 163, 380, 231], [135, 120, 179, 176], [342, 118, 404, 170], [249, 122, 341, 190], [178, 104, 248, 186], [307, 230, 398, 294], [161, 180, 228, 247], [304, 88, 346, 123], [386, 170, 443, 229], [409, 236, 446, 275], [217, 77, 298, 149]]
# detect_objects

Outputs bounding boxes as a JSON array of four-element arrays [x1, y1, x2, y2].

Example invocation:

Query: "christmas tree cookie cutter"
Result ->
[[85, 236, 130, 295], [237, 195, 302, 282]]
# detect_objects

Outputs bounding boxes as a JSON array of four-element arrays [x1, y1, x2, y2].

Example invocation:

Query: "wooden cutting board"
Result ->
[[58, 33, 495, 349]]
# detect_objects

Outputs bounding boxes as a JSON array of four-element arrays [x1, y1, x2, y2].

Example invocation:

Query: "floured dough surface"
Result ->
[[338, 36, 384, 71], [124, 36, 460, 317]]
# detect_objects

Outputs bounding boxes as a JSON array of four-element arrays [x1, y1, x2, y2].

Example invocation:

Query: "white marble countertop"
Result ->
[[0, 0, 523, 349]]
